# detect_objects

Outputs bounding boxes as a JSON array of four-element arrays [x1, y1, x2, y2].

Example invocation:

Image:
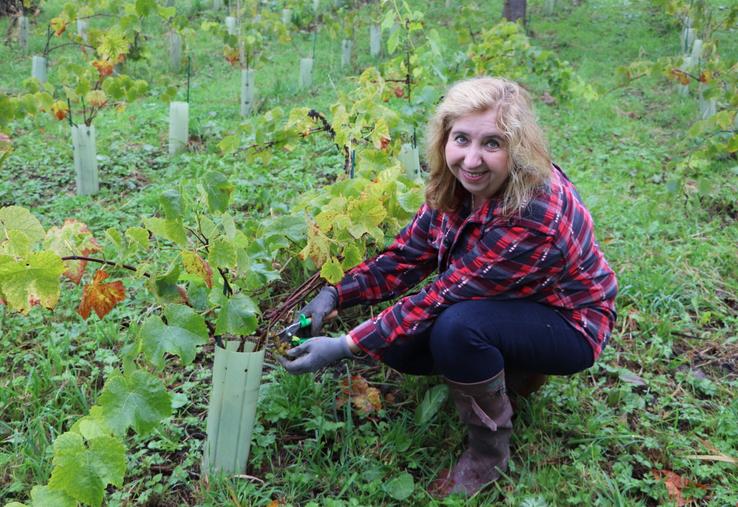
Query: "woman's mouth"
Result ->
[[460, 168, 488, 183]]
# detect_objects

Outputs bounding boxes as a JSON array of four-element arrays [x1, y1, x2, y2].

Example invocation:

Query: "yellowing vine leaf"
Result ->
[[44, 219, 101, 284], [320, 257, 344, 284], [182, 251, 213, 288], [0, 251, 65, 313], [77, 270, 126, 320], [0, 206, 45, 251]]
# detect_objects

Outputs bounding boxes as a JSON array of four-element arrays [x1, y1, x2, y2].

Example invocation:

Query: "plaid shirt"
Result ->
[[335, 165, 617, 361]]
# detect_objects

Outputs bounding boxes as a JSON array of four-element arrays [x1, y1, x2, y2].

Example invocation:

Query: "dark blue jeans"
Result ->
[[379, 300, 594, 383]]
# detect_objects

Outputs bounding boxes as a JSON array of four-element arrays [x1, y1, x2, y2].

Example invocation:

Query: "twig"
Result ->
[[61, 255, 149, 277]]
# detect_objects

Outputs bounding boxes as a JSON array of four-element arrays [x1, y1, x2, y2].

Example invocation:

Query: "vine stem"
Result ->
[[256, 271, 324, 351], [60, 255, 149, 277]]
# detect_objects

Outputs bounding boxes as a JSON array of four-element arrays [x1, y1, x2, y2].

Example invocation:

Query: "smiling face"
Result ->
[[444, 108, 510, 205]]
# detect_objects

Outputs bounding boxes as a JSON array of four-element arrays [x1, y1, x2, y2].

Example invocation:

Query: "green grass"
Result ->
[[1, 0, 737, 505]]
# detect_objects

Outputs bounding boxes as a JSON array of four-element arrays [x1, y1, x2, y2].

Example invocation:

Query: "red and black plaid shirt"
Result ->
[[335, 165, 617, 361]]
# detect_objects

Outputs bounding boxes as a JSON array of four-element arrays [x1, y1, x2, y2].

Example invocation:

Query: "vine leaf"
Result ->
[[159, 189, 184, 220], [0, 251, 65, 313], [78, 270, 126, 320], [140, 304, 208, 368], [215, 293, 259, 335], [182, 251, 213, 288], [143, 217, 187, 247], [48, 432, 125, 507], [203, 171, 234, 213], [30, 485, 76, 507], [98, 369, 172, 436], [149, 265, 187, 304], [45, 220, 102, 284], [320, 257, 344, 284], [0, 205, 45, 248], [208, 239, 237, 269]]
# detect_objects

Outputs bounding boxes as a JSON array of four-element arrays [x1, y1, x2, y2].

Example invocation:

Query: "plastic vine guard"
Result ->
[[202, 340, 265, 475]]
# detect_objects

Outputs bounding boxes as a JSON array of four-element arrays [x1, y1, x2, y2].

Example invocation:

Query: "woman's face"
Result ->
[[444, 108, 510, 203]]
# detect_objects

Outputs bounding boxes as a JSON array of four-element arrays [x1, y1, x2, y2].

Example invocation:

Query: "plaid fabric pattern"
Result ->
[[335, 166, 617, 361]]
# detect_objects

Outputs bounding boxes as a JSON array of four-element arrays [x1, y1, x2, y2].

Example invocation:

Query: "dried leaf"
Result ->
[[337, 375, 382, 416], [652, 469, 708, 506], [78, 270, 126, 320], [653, 470, 688, 506]]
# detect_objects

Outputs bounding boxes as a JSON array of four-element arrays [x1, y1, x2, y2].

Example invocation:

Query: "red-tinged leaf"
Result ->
[[44, 219, 101, 284], [50, 17, 68, 36], [51, 100, 69, 121], [670, 68, 691, 85], [92, 59, 114, 78], [78, 270, 126, 320]]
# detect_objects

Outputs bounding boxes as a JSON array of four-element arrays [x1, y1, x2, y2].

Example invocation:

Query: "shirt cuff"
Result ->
[[347, 318, 386, 360]]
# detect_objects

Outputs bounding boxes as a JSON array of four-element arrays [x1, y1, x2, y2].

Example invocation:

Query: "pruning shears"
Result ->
[[275, 310, 339, 347], [275, 314, 313, 347]]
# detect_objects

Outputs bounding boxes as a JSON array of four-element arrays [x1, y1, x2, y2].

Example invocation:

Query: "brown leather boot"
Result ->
[[505, 369, 548, 398], [434, 371, 514, 497]]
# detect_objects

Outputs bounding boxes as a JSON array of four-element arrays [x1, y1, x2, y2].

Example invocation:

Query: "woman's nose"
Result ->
[[463, 146, 482, 168]]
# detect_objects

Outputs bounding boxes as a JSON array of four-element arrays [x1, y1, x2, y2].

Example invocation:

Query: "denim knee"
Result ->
[[429, 304, 503, 381]]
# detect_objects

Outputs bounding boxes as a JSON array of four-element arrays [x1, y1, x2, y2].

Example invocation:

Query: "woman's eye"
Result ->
[[485, 139, 500, 149], [453, 134, 468, 144]]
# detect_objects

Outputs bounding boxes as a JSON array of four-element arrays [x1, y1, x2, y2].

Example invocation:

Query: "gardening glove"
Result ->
[[297, 286, 338, 336], [278, 335, 353, 375]]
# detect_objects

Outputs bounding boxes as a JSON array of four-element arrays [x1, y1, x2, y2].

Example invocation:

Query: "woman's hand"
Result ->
[[278, 335, 354, 374], [298, 286, 338, 336]]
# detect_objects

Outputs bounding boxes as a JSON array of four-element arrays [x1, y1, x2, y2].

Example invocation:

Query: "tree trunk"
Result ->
[[503, 0, 527, 23]]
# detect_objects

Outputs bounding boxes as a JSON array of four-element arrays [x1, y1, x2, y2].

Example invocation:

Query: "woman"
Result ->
[[278, 76, 617, 497]]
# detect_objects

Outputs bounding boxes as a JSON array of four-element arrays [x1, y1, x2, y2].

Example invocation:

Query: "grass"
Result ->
[[1, 0, 737, 505]]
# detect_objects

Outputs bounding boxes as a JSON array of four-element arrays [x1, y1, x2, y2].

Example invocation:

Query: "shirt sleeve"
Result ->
[[347, 225, 566, 359], [335, 204, 438, 308]]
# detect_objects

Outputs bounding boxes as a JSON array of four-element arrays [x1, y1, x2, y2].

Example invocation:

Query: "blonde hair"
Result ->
[[425, 77, 552, 215]]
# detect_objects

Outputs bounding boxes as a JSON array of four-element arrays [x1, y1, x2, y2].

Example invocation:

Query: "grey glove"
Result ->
[[278, 335, 353, 375], [298, 286, 338, 336]]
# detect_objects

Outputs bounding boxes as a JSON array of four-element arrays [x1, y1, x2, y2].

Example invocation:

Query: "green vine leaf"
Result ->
[[140, 304, 208, 367], [215, 293, 259, 336], [98, 369, 173, 436], [208, 238, 237, 269], [203, 171, 234, 213], [29, 485, 76, 507], [143, 217, 187, 247], [159, 189, 184, 220], [149, 265, 184, 304], [48, 432, 125, 507]]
